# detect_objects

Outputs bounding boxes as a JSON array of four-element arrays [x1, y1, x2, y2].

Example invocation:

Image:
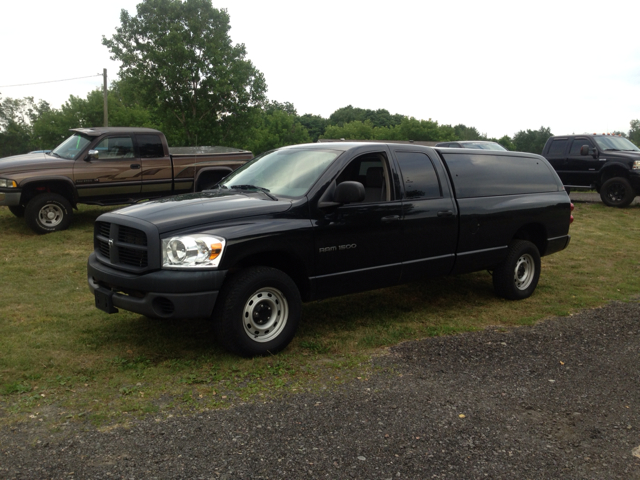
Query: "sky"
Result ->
[[1, 0, 639, 139]]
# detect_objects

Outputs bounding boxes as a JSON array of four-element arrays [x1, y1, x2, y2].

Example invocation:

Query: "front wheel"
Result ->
[[600, 177, 634, 208], [24, 193, 73, 234], [212, 266, 302, 357], [493, 240, 541, 300]]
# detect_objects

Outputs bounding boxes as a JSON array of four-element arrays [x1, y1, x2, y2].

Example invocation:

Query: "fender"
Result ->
[[19, 176, 78, 204]]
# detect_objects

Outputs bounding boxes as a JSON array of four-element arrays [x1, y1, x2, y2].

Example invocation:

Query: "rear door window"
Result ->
[[547, 139, 569, 156], [395, 151, 441, 199], [136, 134, 165, 158]]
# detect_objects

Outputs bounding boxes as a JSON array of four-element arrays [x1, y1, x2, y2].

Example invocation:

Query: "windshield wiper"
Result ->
[[49, 151, 62, 158], [229, 184, 278, 201], [604, 148, 620, 151]]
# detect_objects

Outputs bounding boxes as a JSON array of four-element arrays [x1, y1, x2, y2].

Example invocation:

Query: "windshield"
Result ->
[[51, 133, 92, 159], [219, 148, 342, 197], [462, 142, 507, 151], [593, 136, 640, 152]]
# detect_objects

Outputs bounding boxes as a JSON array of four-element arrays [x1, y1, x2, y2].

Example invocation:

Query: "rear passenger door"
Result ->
[[544, 137, 570, 184], [392, 148, 458, 282]]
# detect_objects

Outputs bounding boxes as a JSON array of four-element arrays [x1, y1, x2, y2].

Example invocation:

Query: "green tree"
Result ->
[[628, 120, 640, 147], [328, 105, 403, 128], [0, 96, 51, 157], [453, 124, 484, 141], [30, 87, 159, 150], [242, 102, 311, 155], [298, 114, 327, 142], [512, 126, 553, 154], [102, 0, 267, 146], [495, 135, 515, 151]]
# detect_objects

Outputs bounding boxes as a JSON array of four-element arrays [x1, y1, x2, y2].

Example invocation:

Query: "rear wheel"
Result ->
[[24, 193, 72, 234], [493, 240, 541, 300], [600, 177, 634, 207], [8, 205, 25, 218], [212, 266, 301, 357]]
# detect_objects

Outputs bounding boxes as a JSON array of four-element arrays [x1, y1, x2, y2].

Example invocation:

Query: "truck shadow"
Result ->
[[86, 272, 498, 360]]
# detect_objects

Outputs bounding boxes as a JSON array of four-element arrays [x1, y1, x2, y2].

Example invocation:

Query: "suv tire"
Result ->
[[600, 177, 635, 208], [212, 266, 302, 357], [493, 240, 541, 300]]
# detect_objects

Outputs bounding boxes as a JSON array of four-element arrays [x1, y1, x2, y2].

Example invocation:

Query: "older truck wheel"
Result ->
[[212, 266, 301, 357], [493, 240, 541, 300], [25, 193, 72, 234], [600, 177, 635, 207]]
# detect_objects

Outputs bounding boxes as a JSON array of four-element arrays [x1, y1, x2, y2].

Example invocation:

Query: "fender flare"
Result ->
[[18, 176, 78, 205]]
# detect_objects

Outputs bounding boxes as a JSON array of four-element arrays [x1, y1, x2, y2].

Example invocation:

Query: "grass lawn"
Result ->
[[0, 201, 639, 426]]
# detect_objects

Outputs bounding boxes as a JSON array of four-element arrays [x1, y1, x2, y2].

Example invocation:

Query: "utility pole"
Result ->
[[103, 68, 108, 127]]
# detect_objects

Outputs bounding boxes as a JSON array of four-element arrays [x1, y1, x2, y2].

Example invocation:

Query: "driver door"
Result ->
[[311, 150, 404, 299], [74, 135, 142, 202]]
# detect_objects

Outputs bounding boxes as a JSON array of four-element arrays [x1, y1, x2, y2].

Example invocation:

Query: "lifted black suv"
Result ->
[[542, 134, 640, 207]]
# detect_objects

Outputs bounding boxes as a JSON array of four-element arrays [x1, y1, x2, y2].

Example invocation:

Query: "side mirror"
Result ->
[[317, 181, 365, 209], [86, 149, 99, 161], [334, 181, 365, 204]]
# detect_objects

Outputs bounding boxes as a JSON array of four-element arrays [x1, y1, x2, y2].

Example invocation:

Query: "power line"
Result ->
[[0, 74, 102, 88]]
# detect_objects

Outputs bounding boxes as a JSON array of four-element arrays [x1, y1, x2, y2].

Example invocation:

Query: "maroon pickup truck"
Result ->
[[0, 127, 253, 233]]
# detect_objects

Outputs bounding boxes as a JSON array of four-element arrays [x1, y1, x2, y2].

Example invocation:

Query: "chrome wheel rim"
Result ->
[[514, 253, 535, 290], [38, 204, 64, 227], [242, 287, 288, 343]]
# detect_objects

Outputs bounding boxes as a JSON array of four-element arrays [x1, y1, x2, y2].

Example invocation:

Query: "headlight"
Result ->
[[633, 161, 640, 170], [162, 235, 225, 269], [0, 179, 17, 188]]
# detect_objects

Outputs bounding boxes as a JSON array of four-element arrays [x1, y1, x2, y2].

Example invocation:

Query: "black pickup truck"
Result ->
[[88, 142, 573, 357], [541, 134, 640, 207]]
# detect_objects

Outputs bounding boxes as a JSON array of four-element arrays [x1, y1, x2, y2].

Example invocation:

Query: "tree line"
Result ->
[[1, 0, 639, 158]]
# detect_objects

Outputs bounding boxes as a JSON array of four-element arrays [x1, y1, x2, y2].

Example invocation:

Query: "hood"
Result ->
[[0, 152, 71, 172], [604, 150, 640, 161], [114, 190, 293, 233]]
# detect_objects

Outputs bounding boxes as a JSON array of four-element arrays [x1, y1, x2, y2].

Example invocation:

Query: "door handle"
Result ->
[[437, 210, 454, 217], [381, 215, 400, 223], [130, 164, 141, 169]]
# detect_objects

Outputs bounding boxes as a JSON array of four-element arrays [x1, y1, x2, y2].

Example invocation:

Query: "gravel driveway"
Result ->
[[1, 301, 639, 479]]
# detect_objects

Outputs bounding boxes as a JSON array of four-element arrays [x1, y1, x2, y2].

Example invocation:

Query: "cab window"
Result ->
[[336, 153, 391, 203], [136, 134, 164, 158], [569, 138, 592, 156], [395, 151, 441, 199], [94, 136, 135, 159], [547, 139, 568, 156]]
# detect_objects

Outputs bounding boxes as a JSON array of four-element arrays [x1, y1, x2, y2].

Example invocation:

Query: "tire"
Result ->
[[212, 266, 302, 357], [600, 177, 635, 208], [493, 240, 541, 300], [24, 193, 73, 234], [8, 205, 25, 218]]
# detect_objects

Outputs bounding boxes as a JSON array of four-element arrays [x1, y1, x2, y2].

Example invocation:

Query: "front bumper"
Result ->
[[0, 190, 22, 206], [87, 252, 227, 319], [629, 171, 640, 194]]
